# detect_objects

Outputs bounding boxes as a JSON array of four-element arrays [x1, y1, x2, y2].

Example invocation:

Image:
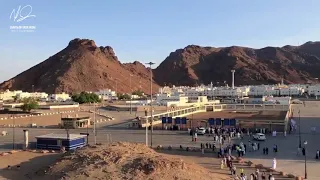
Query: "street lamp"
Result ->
[[304, 141, 308, 179], [12, 115, 15, 150], [146, 62, 155, 147], [93, 103, 97, 145], [298, 109, 301, 148], [129, 74, 133, 114]]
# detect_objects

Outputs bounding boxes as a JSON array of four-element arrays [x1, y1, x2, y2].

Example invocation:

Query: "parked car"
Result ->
[[253, 133, 266, 141], [197, 127, 206, 135]]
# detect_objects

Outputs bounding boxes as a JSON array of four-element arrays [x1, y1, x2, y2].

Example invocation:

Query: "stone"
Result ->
[[9, 150, 18, 154], [287, 174, 295, 178], [280, 171, 286, 176], [41, 150, 49, 154]]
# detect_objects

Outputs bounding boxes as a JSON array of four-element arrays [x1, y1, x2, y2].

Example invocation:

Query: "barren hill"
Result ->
[[0, 38, 159, 94], [45, 142, 229, 180], [154, 42, 320, 86]]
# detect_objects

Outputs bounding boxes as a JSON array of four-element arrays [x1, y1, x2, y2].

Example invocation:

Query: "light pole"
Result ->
[[298, 109, 301, 148], [12, 115, 15, 150], [130, 74, 133, 114], [93, 103, 97, 145], [304, 141, 308, 179], [146, 62, 155, 147]]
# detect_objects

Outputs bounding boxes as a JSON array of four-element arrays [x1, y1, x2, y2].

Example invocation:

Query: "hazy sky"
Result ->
[[1, 0, 320, 82]]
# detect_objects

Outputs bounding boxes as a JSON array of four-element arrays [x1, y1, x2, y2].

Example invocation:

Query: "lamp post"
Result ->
[[12, 115, 15, 150], [298, 109, 301, 148], [146, 62, 155, 147], [129, 74, 133, 114], [93, 103, 97, 145], [304, 141, 308, 179]]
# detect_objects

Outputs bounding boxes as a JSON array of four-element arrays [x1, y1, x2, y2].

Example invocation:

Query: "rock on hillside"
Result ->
[[0, 38, 159, 94], [154, 42, 320, 86]]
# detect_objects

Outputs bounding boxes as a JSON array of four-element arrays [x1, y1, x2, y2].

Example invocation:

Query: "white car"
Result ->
[[253, 133, 266, 141], [197, 128, 206, 135]]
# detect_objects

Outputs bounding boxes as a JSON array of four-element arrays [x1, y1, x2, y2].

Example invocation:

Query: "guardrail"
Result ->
[[140, 106, 206, 127], [206, 104, 289, 112], [139, 104, 290, 127]]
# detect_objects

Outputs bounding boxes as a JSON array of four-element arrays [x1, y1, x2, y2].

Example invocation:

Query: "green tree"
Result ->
[[21, 97, 39, 112], [72, 92, 101, 104], [132, 90, 144, 96], [117, 93, 131, 100]]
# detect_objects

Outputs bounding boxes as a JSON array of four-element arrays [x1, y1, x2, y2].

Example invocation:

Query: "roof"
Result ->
[[35, 133, 87, 140], [187, 110, 287, 120]]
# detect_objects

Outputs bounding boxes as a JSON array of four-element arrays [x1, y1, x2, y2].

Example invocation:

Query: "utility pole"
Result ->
[[130, 74, 133, 114], [12, 115, 15, 150], [116, 79, 118, 94], [146, 62, 155, 147], [304, 141, 308, 179], [93, 103, 97, 145], [298, 109, 301, 148]]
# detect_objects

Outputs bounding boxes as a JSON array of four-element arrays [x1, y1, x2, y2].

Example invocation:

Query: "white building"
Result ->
[[0, 90, 23, 101], [50, 92, 71, 101], [17, 92, 48, 100], [305, 85, 320, 96], [94, 89, 117, 100]]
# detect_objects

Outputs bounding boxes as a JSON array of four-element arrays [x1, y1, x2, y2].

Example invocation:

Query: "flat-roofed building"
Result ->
[[61, 115, 90, 129]]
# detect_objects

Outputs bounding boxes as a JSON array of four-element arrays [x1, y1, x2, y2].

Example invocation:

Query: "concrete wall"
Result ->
[[40, 104, 79, 109]]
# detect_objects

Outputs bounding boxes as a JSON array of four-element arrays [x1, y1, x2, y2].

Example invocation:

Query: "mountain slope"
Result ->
[[0, 38, 159, 94], [154, 42, 320, 86]]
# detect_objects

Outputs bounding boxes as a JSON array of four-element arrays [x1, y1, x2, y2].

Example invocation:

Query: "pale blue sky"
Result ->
[[0, 0, 320, 82]]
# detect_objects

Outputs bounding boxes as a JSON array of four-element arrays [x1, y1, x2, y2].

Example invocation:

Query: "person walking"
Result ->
[[302, 147, 306, 156], [194, 132, 198, 142], [316, 150, 320, 159]]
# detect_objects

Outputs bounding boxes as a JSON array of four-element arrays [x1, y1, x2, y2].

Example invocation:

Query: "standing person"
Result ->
[[266, 147, 269, 155], [192, 132, 194, 142], [302, 147, 306, 156], [297, 147, 301, 156], [194, 132, 198, 142], [272, 158, 277, 170], [263, 147, 266, 155], [316, 150, 320, 159], [220, 159, 224, 169], [231, 164, 237, 175]]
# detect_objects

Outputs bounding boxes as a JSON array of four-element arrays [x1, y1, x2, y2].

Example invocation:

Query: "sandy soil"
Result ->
[[0, 111, 108, 127], [45, 142, 229, 180], [0, 151, 62, 180]]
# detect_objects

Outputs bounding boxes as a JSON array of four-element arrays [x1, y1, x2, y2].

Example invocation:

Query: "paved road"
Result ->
[[235, 101, 320, 180], [1, 101, 320, 179]]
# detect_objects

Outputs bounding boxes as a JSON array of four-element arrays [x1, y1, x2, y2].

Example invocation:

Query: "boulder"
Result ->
[[255, 164, 264, 169], [287, 174, 295, 178], [280, 171, 286, 176]]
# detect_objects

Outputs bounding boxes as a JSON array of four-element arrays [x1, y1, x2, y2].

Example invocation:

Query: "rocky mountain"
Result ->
[[0, 38, 159, 94], [2, 39, 320, 94], [154, 42, 320, 86]]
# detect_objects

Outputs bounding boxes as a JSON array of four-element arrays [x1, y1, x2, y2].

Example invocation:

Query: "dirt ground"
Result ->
[[0, 111, 108, 128], [0, 143, 294, 180], [0, 151, 62, 180]]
